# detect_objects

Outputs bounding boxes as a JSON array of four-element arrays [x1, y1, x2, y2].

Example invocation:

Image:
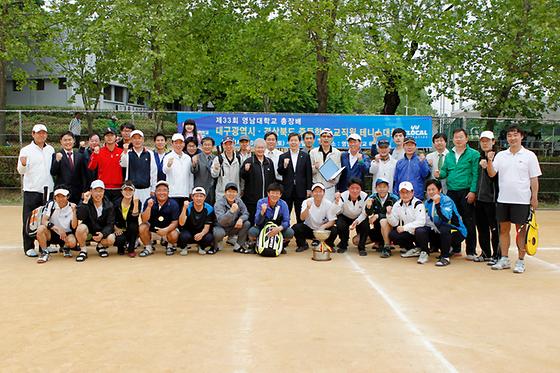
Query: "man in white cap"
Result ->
[[75, 180, 116, 262], [119, 129, 157, 205], [292, 182, 337, 252], [164, 133, 194, 207], [338, 133, 371, 192], [309, 128, 342, 200], [178, 187, 216, 255], [386, 181, 426, 258], [17, 123, 55, 257], [35, 186, 78, 263]]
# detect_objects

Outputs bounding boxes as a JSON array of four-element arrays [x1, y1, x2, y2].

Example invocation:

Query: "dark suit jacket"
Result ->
[[277, 150, 312, 199], [50, 149, 87, 202]]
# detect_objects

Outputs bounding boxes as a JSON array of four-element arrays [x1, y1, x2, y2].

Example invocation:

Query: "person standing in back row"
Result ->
[[435, 128, 480, 260], [486, 125, 541, 274], [17, 124, 55, 257]]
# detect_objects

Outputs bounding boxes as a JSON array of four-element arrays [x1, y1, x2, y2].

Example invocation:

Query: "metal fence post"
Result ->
[[18, 111, 23, 146]]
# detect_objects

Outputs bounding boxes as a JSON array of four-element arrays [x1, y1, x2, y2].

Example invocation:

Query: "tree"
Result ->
[[49, 0, 122, 133], [430, 0, 560, 129], [0, 0, 48, 144], [349, 0, 450, 115]]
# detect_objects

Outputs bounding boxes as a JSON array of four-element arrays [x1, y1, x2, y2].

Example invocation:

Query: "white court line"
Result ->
[[345, 255, 458, 373], [232, 287, 255, 373], [525, 256, 560, 271]]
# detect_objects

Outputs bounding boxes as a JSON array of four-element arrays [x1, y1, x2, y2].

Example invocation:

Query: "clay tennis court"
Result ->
[[1, 205, 559, 372]]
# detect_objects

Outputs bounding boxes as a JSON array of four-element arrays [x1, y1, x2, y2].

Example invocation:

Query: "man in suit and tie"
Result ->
[[51, 131, 87, 204], [278, 133, 312, 223]]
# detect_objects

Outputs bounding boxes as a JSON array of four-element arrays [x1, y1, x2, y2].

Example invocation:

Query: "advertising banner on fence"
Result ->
[[177, 112, 432, 148]]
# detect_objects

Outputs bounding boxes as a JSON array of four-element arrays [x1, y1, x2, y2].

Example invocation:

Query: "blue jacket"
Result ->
[[254, 198, 291, 231], [424, 194, 467, 237], [393, 153, 430, 199], [337, 151, 371, 192]]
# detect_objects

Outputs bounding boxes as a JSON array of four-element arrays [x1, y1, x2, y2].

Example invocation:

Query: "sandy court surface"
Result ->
[[1, 206, 560, 372]]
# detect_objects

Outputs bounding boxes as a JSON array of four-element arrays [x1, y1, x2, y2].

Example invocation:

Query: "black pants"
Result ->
[[114, 223, 139, 253], [285, 189, 305, 224], [178, 230, 214, 249], [244, 201, 257, 225], [415, 225, 464, 258], [22, 191, 45, 253], [336, 215, 369, 251], [105, 189, 122, 205], [448, 189, 477, 255], [293, 223, 337, 248], [389, 229, 418, 250], [475, 201, 500, 259]]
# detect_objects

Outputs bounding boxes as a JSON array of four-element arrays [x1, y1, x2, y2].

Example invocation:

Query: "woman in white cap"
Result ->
[[17, 123, 55, 257], [35, 186, 78, 263]]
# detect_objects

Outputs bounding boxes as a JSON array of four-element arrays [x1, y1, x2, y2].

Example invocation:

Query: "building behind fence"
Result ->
[[1, 110, 559, 204]]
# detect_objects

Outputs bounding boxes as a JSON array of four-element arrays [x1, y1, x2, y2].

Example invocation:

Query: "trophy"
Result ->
[[312, 229, 333, 261]]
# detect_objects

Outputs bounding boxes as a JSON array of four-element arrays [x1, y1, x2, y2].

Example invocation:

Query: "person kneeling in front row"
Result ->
[[213, 182, 251, 253], [138, 180, 180, 257], [416, 179, 467, 266], [177, 187, 216, 255], [114, 180, 141, 257], [247, 183, 294, 254], [293, 183, 337, 252], [75, 180, 116, 262], [36, 186, 78, 263], [386, 181, 426, 259]]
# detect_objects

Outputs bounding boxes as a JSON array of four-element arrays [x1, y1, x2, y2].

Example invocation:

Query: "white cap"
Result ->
[[311, 182, 326, 191], [348, 133, 362, 141], [398, 181, 414, 191], [53, 188, 69, 197], [480, 130, 494, 140], [90, 179, 105, 190], [171, 133, 185, 142], [155, 180, 169, 188], [320, 128, 333, 137], [32, 124, 48, 133], [192, 186, 206, 196], [130, 130, 144, 138]]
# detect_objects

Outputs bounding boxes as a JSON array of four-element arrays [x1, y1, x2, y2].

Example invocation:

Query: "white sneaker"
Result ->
[[37, 252, 50, 263], [401, 248, 421, 258], [232, 242, 241, 252], [25, 248, 38, 257], [417, 251, 429, 264], [180, 247, 189, 256], [513, 260, 525, 274], [465, 254, 476, 261], [196, 245, 205, 255], [491, 257, 511, 270]]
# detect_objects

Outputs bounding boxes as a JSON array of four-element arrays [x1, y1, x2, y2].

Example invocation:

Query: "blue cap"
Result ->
[[222, 136, 234, 144], [377, 136, 390, 146], [375, 178, 390, 186]]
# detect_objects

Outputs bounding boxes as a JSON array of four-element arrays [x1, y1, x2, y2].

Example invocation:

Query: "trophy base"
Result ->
[[312, 248, 332, 261]]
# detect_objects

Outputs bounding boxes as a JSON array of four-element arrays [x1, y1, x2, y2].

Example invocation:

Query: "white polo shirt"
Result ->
[[333, 191, 368, 222], [301, 198, 337, 230], [492, 146, 541, 204], [47, 202, 74, 232]]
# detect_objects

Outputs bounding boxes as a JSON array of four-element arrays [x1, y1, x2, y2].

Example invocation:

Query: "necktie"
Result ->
[[67, 151, 74, 170], [438, 153, 444, 169]]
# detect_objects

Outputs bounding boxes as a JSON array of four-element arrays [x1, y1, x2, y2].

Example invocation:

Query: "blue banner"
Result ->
[[177, 112, 433, 148]]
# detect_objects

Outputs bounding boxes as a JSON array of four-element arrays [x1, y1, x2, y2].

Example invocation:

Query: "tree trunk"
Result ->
[[381, 75, 400, 115], [0, 60, 6, 145], [316, 53, 329, 113]]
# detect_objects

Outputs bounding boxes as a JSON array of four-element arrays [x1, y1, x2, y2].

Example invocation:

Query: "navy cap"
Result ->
[[225, 182, 238, 192], [377, 136, 390, 147], [239, 135, 250, 142], [222, 136, 234, 144], [403, 137, 416, 145], [104, 127, 117, 136]]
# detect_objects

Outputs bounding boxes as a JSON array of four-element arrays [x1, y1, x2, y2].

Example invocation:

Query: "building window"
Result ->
[[114, 86, 124, 103], [36, 79, 45, 91], [103, 86, 112, 101], [58, 78, 67, 90], [12, 80, 22, 92], [137, 97, 145, 106]]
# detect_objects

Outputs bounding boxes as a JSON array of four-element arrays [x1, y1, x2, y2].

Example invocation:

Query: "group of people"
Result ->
[[17, 118, 541, 273]]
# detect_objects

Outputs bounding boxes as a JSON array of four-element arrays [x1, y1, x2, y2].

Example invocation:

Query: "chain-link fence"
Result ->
[[1, 110, 559, 205]]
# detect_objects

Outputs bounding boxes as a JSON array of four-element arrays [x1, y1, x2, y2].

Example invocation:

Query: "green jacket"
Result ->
[[438, 145, 480, 193]]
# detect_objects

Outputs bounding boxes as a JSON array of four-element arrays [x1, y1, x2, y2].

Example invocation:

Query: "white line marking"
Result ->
[[525, 256, 560, 271], [345, 255, 458, 373], [232, 287, 255, 372]]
